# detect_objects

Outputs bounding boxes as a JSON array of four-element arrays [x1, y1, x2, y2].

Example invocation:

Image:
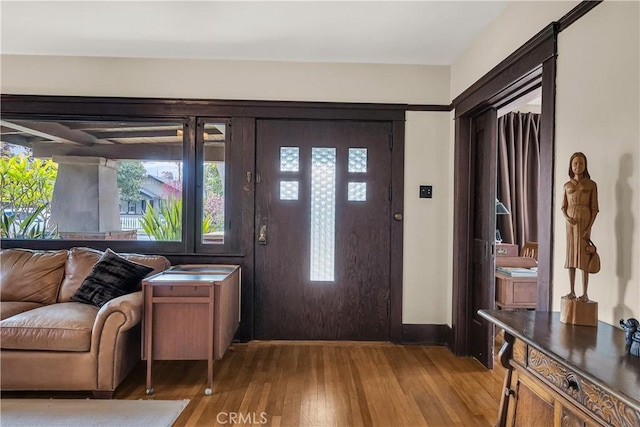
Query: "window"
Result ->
[[201, 122, 226, 245], [0, 119, 185, 242]]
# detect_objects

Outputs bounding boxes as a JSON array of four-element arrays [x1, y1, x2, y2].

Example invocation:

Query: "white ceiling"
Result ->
[[0, 1, 509, 65]]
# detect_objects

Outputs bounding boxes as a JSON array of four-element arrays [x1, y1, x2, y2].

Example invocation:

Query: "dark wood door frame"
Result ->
[[450, 1, 602, 357], [451, 25, 557, 357]]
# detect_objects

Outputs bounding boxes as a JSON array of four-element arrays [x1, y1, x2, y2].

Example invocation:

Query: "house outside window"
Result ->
[[1, 119, 228, 248]]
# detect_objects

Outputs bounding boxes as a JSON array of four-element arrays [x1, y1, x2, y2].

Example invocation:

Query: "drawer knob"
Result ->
[[564, 372, 582, 396]]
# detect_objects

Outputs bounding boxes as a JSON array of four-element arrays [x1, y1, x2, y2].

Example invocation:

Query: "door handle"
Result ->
[[258, 225, 267, 245]]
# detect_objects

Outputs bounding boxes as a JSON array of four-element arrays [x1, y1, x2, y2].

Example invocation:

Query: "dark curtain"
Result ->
[[497, 112, 541, 249]]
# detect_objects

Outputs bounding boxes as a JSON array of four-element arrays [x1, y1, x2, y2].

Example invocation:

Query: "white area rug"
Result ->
[[1, 399, 189, 427]]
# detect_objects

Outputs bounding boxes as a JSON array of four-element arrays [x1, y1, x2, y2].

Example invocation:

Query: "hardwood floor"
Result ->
[[3, 341, 506, 426]]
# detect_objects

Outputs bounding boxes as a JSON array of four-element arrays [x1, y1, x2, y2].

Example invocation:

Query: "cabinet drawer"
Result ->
[[496, 243, 518, 257], [151, 285, 211, 298], [528, 348, 640, 427]]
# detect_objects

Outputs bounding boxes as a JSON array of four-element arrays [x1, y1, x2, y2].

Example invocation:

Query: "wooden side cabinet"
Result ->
[[495, 272, 537, 310], [142, 264, 240, 395], [479, 310, 640, 427]]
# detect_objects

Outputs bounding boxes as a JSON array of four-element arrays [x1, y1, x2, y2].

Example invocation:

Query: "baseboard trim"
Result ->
[[402, 324, 451, 346]]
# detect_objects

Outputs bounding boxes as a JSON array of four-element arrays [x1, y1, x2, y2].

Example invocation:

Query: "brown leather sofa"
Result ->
[[0, 247, 170, 398]]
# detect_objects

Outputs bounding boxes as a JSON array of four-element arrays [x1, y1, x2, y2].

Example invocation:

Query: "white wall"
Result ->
[[0, 55, 448, 104], [403, 111, 452, 323], [0, 55, 453, 324], [553, 1, 640, 325], [452, 1, 640, 326]]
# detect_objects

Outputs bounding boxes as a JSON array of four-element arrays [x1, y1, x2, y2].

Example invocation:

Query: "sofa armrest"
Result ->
[[90, 291, 144, 392], [90, 291, 143, 351]]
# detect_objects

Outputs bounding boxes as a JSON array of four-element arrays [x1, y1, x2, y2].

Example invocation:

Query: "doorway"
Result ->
[[452, 48, 557, 366], [495, 89, 542, 256], [468, 93, 542, 369], [254, 119, 393, 340]]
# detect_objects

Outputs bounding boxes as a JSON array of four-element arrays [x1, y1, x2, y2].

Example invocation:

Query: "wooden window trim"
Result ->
[[0, 95, 407, 342]]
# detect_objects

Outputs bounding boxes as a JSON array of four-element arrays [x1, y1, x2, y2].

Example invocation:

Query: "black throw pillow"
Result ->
[[71, 248, 153, 307]]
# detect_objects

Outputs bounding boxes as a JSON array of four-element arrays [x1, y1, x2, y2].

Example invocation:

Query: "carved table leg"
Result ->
[[496, 332, 516, 427]]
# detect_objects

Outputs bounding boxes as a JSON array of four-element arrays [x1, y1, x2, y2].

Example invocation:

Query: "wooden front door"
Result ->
[[470, 109, 498, 368], [254, 120, 392, 340]]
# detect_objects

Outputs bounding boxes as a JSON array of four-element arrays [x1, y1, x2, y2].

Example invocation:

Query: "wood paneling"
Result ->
[[401, 324, 451, 345], [0, 95, 406, 121]]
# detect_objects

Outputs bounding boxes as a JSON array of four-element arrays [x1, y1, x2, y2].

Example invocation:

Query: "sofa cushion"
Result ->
[[0, 302, 98, 351], [58, 247, 103, 303], [0, 249, 68, 304], [0, 301, 44, 320], [71, 249, 153, 307], [58, 247, 170, 302]]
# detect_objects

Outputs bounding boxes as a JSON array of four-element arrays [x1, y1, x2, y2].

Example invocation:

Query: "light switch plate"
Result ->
[[419, 185, 432, 198]]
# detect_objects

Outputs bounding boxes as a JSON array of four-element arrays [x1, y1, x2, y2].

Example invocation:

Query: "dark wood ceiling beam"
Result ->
[[32, 142, 182, 160], [89, 129, 182, 139], [64, 122, 175, 130], [31, 142, 224, 162], [0, 96, 405, 121], [0, 120, 98, 146]]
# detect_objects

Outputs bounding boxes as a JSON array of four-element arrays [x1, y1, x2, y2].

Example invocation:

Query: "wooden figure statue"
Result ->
[[562, 152, 599, 301], [560, 152, 599, 326]]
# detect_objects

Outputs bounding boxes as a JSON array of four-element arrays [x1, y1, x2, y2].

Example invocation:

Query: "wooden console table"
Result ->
[[479, 310, 640, 427], [142, 265, 240, 395]]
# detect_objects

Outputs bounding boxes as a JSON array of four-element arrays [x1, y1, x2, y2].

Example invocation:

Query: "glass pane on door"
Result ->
[[310, 147, 336, 282], [348, 148, 367, 173]]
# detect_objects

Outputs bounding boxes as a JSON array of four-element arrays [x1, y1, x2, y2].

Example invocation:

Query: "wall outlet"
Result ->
[[419, 185, 433, 198]]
